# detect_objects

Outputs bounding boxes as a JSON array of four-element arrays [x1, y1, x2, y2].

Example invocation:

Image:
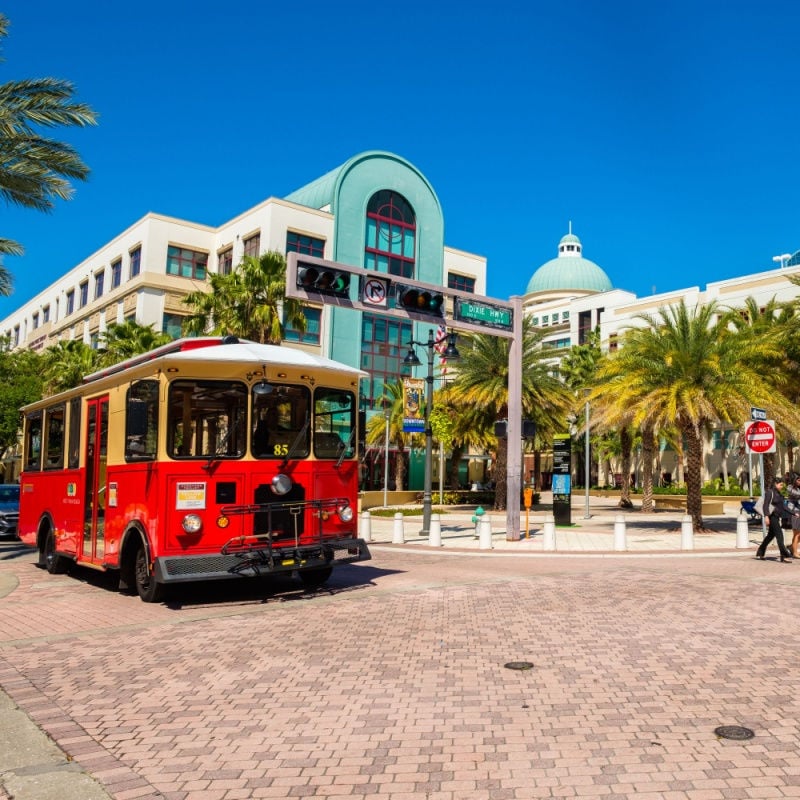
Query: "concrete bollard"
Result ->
[[360, 511, 372, 543], [736, 510, 750, 549], [613, 514, 627, 551], [429, 514, 442, 547], [479, 516, 492, 550], [543, 514, 556, 551], [681, 515, 694, 550], [392, 512, 405, 544]]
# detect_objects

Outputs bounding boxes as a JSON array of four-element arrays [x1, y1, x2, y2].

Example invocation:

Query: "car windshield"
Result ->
[[0, 486, 19, 503]]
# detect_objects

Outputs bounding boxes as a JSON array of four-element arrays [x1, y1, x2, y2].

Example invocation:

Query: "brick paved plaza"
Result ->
[[1, 529, 799, 799]]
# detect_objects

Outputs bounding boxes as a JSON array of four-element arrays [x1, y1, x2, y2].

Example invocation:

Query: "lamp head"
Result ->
[[443, 332, 460, 360], [403, 348, 421, 367]]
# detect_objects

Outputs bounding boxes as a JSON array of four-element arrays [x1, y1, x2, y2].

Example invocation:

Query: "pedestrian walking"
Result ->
[[756, 477, 793, 562], [786, 474, 800, 558]]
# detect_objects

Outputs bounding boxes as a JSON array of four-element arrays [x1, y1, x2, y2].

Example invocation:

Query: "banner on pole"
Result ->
[[402, 378, 424, 433]]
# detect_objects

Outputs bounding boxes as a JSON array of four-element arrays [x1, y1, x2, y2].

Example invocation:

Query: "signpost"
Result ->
[[744, 414, 775, 537], [552, 434, 572, 526]]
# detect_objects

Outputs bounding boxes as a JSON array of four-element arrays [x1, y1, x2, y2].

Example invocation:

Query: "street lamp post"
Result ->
[[403, 329, 460, 535], [773, 253, 792, 269], [584, 394, 591, 519]]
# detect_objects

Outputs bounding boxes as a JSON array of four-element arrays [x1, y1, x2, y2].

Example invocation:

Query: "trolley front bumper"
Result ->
[[153, 537, 371, 585]]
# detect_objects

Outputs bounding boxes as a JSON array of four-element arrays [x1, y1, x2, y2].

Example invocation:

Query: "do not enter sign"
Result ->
[[744, 419, 777, 454]]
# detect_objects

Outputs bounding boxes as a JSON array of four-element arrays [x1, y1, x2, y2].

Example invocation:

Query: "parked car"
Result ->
[[0, 484, 20, 539]]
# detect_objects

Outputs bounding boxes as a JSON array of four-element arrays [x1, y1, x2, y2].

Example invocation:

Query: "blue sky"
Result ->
[[2, 0, 800, 318]]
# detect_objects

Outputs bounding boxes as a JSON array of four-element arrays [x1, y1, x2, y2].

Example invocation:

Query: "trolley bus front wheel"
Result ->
[[41, 527, 70, 575], [134, 540, 164, 603]]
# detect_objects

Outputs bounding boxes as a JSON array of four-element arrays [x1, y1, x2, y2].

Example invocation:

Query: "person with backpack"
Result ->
[[756, 477, 793, 562]]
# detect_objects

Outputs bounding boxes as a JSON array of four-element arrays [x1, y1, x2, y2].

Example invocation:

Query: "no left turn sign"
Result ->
[[744, 419, 777, 454]]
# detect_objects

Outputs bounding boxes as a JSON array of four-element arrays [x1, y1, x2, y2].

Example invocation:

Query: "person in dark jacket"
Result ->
[[756, 477, 793, 562]]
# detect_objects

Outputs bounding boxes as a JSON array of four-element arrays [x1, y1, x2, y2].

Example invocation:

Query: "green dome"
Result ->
[[526, 230, 612, 294]]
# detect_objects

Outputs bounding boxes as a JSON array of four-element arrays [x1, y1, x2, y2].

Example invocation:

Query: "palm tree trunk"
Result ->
[[641, 425, 656, 513], [448, 443, 464, 489], [395, 446, 406, 491], [682, 419, 705, 531], [618, 427, 633, 508]]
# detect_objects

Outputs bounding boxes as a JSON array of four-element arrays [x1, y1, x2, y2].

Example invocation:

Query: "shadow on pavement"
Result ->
[[0, 541, 35, 561]]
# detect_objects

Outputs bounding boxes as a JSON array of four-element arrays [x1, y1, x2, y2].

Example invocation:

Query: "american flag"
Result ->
[[434, 323, 448, 375]]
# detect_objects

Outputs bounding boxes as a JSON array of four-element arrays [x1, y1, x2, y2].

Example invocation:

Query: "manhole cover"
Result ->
[[504, 661, 534, 671], [714, 725, 754, 740]]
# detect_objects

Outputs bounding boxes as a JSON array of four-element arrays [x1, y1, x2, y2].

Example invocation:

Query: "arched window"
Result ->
[[364, 190, 416, 278], [361, 190, 415, 412]]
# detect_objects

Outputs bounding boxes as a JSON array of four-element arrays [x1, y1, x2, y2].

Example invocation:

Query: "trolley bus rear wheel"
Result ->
[[134, 541, 164, 603], [298, 566, 332, 589], [42, 528, 70, 575]]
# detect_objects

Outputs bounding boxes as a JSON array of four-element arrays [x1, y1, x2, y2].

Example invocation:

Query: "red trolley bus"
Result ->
[[18, 336, 370, 601]]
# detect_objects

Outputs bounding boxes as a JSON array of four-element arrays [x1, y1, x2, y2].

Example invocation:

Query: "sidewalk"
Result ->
[[360, 492, 764, 554]]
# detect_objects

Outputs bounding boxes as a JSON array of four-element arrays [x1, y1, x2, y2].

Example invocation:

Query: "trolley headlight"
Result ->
[[337, 503, 354, 523], [270, 473, 293, 496], [182, 513, 203, 534]]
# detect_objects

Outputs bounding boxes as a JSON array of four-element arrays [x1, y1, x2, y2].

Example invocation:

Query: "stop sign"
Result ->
[[744, 420, 776, 454]]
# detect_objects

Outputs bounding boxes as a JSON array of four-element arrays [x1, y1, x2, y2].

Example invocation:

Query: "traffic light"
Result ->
[[396, 285, 445, 317], [297, 265, 351, 297]]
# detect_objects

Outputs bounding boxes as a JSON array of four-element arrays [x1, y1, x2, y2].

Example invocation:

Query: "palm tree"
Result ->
[[364, 380, 415, 492], [41, 339, 98, 394], [0, 13, 97, 292], [593, 300, 800, 531], [98, 321, 171, 368], [182, 250, 306, 344], [433, 387, 495, 489], [445, 317, 571, 509]]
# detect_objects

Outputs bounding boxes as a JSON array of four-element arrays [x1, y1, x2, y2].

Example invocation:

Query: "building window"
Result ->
[[447, 273, 475, 293], [111, 259, 122, 289], [578, 310, 592, 344], [166, 246, 208, 280], [130, 246, 141, 278], [712, 430, 733, 450], [79, 281, 89, 308], [360, 313, 413, 408], [542, 315, 549, 325], [283, 306, 321, 345], [32, 312, 39, 329], [66, 290, 75, 315], [562, 311, 570, 322], [364, 190, 416, 278], [94, 271, 105, 300], [42, 305, 50, 323], [218, 248, 233, 276], [609, 333, 618, 352], [531, 317, 539, 326], [286, 232, 324, 258], [12, 326, 19, 346], [162, 313, 185, 339], [243, 233, 260, 259]]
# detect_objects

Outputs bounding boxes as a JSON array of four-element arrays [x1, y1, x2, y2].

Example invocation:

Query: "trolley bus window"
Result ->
[[314, 388, 356, 459], [167, 380, 247, 459], [24, 411, 43, 471], [252, 384, 310, 459], [44, 405, 65, 470], [126, 380, 159, 461], [68, 397, 81, 469]]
